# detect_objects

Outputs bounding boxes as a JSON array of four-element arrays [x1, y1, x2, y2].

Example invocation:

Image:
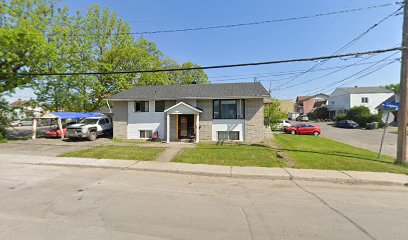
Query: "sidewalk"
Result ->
[[1, 153, 407, 186]]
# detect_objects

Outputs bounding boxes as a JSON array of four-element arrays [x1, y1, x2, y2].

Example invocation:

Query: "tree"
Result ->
[[307, 107, 329, 120], [264, 99, 287, 130], [384, 83, 400, 93]]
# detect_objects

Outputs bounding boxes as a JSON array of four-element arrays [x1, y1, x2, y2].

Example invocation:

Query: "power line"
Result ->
[[42, 2, 402, 37], [1, 47, 401, 77], [209, 58, 399, 82], [273, 5, 403, 90], [306, 51, 400, 95]]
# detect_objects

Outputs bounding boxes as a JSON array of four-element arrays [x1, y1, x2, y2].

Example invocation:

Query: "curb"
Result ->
[[8, 160, 408, 187]]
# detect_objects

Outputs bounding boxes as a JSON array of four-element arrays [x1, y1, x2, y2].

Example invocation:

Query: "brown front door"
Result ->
[[178, 115, 194, 139]]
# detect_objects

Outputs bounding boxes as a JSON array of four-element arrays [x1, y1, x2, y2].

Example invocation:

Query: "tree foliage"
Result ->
[[1, 0, 209, 112], [383, 83, 400, 93], [336, 106, 382, 127], [307, 106, 329, 120], [264, 99, 287, 130]]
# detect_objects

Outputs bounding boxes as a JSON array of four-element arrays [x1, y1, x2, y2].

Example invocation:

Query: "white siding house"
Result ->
[[328, 87, 394, 118]]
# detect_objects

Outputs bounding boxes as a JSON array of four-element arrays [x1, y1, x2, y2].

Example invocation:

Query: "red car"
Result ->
[[285, 124, 321, 136], [45, 127, 67, 137], [45, 122, 76, 137]]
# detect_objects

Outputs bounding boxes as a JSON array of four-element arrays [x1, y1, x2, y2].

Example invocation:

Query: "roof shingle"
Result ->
[[108, 82, 270, 100]]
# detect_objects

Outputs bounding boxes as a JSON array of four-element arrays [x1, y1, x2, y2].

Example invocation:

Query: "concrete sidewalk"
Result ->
[[0, 153, 407, 186]]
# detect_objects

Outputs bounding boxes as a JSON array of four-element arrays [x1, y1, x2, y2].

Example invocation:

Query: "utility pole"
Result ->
[[397, 0, 408, 164]]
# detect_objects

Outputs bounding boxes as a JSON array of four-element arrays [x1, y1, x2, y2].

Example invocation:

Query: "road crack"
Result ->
[[292, 180, 377, 240]]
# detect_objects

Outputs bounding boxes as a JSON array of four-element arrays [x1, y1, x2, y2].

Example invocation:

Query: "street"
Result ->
[[313, 122, 398, 157], [0, 162, 407, 240]]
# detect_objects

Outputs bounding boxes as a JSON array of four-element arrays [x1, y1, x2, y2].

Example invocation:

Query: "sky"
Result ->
[[8, 0, 404, 102]]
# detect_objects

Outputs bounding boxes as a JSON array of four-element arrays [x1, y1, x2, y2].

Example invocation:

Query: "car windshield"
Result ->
[[79, 118, 99, 124]]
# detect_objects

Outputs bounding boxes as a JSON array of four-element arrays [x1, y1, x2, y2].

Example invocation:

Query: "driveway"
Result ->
[[313, 122, 398, 157], [0, 162, 407, 240]]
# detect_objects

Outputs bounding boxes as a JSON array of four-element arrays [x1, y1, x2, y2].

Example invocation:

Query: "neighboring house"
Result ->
[[279, 100, 295, 113], [328, 86, 394, 118], [107, 82, 270, 143], [295, 94, 329, 115], [8, 99, 43, 120], [376, 93, 400, 125]]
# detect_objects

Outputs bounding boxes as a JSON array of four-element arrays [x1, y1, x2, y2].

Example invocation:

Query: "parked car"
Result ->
[[45, 122, 77, 137], [66, 116, 112, 141], [336, 120, 359, 129], [277, 120, 292, 130], [296, 115, 309, 122], [10, 118, 32, 127], [285, 124, 321, 136]]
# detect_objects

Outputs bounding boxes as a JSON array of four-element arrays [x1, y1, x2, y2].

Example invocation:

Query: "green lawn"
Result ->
[[274, 134, 408, 174], [173, 142, 283, 167], [60, 146, 164, 161]]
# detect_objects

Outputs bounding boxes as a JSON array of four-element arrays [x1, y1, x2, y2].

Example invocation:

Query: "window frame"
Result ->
[[361, 97, 369, 103], [139, 130, 153, 139], [213, 99, 245, 119], [134, 101, 149, 112], [217, 131, 240, 141], [155, 101, 165, 112]]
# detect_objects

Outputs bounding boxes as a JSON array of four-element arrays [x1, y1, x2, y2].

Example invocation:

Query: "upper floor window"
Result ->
[[213, 99, 245, 119], [155, 101, 165, 112], [135, 101, 149, 112], [361, 97, 369, 103]]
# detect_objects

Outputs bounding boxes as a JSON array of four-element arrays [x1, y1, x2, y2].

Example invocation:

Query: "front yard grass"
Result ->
[[60, 146, 164, 161], [274, 134, 408, 174], [173, 142, 283, 167]]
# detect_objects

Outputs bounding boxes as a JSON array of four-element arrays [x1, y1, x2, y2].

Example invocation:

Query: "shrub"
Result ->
[[335, 114, 347, 122], [308, 107, 329, 121]]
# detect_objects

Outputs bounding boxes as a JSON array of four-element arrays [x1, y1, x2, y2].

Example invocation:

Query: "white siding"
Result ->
[[350, 93, 394, 114], [127, 101, 166, 139], [328, 89, 350, 112], [211, 119, 245, 141]]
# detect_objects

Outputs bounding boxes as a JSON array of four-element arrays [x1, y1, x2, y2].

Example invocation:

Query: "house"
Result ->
[[279, 100, 295, 113], [8, 99, 43, 120], [107, 82, 270, 143], [376, 93, 400, 125], [295, 94, 329, 115], [328, 86, 394, 118]]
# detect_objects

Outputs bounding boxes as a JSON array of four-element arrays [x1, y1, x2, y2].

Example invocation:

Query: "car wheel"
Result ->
[[88, 131, 97, 141], [290, 130, 296, 135], [313, 131, 320, 136]]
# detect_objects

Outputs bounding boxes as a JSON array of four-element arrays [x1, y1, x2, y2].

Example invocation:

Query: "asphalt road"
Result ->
[[0, 163, 407, 240], [313, 122, 398, 157]]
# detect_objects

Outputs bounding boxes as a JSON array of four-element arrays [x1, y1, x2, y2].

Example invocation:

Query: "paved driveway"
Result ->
[[0, 163, 407, 240], [313, 122, 398, 157]]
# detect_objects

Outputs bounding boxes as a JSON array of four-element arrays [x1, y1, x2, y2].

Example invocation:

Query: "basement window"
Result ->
[[217, 131, 240, 141], [140, 130, 152, 139]]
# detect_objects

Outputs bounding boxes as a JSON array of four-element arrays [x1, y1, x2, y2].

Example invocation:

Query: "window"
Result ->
[[155, 101, 165, 112], [331, 101, 335, 105], [361, 97, 369, 103], [213, 99, 245, 119], [98, 118, 106, 125], [140, 130, 152, 138], [217, 131, 240, 141], [135, 101, 149, 112]]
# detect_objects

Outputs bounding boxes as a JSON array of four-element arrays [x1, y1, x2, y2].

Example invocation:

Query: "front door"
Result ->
[[178, 115, 194, 139]]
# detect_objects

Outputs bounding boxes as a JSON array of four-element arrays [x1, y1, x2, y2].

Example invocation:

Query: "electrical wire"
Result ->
[[1, 47, 401, 77], [273, 5, 403, 90]]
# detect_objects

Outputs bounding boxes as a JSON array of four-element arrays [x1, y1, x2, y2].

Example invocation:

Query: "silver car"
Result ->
[[10, 119, 33, 127]]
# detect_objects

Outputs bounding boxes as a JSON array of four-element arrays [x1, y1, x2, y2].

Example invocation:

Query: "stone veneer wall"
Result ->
[[112, 101, 128, 139], [196, 100, 212, 141], [245, 98, 265, 142]]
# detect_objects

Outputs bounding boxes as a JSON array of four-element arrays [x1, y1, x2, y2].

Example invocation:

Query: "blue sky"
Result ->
[[9, 0, 403, 101]]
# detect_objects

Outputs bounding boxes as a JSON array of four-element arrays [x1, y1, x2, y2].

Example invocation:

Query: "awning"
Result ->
[[37, 111, 105, 120]]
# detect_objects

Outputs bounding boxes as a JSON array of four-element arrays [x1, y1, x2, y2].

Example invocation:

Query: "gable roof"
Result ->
[[108, 82, 270, 101], [164, 102, 202, 113], [296, 93, 329, 104], [337, 87, 393, 94]]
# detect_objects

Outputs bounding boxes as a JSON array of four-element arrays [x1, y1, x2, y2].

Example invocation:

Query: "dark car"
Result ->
[[336, 120, 359, 128], [285, 124, 321, 136]]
